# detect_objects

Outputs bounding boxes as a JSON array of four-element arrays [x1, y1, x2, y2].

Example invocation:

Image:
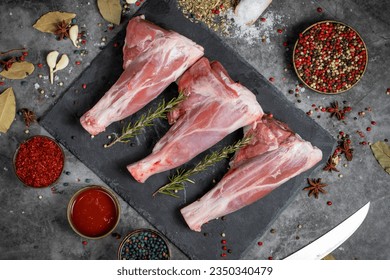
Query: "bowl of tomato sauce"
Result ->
[[67, 185, 121, 239]]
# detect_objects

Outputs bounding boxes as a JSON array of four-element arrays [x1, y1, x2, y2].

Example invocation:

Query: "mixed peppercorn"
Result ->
[[294, 21, 367, 94]]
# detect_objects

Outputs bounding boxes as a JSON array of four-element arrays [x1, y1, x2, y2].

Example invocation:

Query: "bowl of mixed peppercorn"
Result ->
[[118, 229, 170, 260], [13, 135, 65, 188], [293, 20, 368, 94]]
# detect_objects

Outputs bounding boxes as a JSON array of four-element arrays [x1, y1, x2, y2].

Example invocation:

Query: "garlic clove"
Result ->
[[53, 54, 69, 73], [69, 25, 79, 48], [47, 51, 59, 84]]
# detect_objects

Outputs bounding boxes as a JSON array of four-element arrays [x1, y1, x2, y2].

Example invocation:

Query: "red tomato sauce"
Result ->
[[70, 187, 118, 237]]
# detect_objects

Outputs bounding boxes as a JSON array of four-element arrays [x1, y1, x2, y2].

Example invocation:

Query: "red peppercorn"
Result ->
[[283, 41, 288, 47], [371, 121, 377, 125], [339, 131, 344, 136], [82, 241, 88, 245], [222, 246, 227, 251], [366, 127, 371, 131], [221, 240, 227, 244], [81, 39, 87, 45], [135, 1, 140, 6], [221, 253, 227, 257], [268, 256, 273, 260], [113, 42, 119, 48], [277, 29, 283, 34], [19, 56, 25, 61], [327, 201, 332, 206], [22, 52, 28, 56], [257, 241, 263, 246], [260, 17, 266, 22], [75, 61, 81, 65], [82, 84, 87, 89], [37, 63, 43, 68], [317, 7, 323, 13], [0, 81, 4, 86], [269, 77, 275, 82]]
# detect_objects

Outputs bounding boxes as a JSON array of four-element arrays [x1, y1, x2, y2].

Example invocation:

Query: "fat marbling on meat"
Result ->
[[180, 115, 323, 232], [80, 15, 204, 135], [127, 57, 264, 183]]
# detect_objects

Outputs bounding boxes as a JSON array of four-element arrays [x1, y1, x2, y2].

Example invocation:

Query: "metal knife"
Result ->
[[284, 202, 370, 260]]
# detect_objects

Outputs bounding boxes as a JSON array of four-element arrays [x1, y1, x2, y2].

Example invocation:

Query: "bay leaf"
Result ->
[[0, 62, 35, 79], [0, 88, 16, 133], [370, 141, 390, 175], [97, 0, 122, 25], [33, 11, 76, 34]]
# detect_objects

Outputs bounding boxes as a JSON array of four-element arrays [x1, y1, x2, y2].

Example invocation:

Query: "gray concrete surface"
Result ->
[[0, 0, 389, 260]]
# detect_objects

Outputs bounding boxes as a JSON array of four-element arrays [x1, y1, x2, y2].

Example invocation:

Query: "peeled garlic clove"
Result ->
[[47, 51, 59, 84], [69, 25, 79, 47], [53, 54, 69, 73]]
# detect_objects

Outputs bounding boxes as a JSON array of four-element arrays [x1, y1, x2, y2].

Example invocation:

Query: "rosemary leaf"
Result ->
[[104, 93, 185, 148], [153, 136, 252, 198]]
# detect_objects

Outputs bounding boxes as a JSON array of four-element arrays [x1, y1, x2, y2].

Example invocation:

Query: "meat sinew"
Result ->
[[180, 115, 323, 232], [80, 15, 204, 135], [127, 57, 264, 183]]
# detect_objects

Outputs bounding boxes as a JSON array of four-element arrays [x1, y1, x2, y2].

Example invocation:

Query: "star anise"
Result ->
[[54, 20, 70, 40], [326, 101, 345, 120], [303, 178, 328, 199], [0, 57, 16, 71], [339, 138, 353, 161], [20, 108, 36, 127], [323, 155, 339, 172]]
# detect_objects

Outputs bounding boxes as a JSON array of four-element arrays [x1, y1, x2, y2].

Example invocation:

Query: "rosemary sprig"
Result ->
[[104, 93, 185, 148], [153, 136, 252, 198]]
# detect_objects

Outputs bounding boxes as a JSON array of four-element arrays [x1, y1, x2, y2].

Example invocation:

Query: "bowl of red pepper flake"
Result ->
[[13, 135, 64, 188], [293, 20, 368, 94]]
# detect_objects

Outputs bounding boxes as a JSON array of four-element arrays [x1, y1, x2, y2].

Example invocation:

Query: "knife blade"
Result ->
[[284, 201, 370, 260]]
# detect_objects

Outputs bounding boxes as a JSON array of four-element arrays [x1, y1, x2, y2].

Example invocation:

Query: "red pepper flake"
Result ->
[[82, 83, 87, 89], [37, 63, 43, 68], [317, 7, 323, 13], [327, 201, 332, 206], [14, 136, 64, 188], [257, 241, 263, 246]]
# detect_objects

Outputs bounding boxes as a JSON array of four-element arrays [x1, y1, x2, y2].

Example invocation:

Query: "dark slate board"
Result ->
[[41, 0, 335, 259]]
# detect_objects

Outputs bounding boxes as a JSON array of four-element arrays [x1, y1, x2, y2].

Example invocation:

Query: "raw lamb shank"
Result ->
[[180, 115, 323, 232], [127, 57, 263, 183], [80, 15, 204, 135]]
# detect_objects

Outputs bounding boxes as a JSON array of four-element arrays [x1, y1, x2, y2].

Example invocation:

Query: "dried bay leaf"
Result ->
[[371, 141, 390, 175], [0, 88, 16, 133], [0, 62, 35, 79], [97, 0, 122, 25], [33, 11, 76, 34]]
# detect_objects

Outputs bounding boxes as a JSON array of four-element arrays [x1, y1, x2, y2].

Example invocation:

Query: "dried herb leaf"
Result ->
[[0, 61, 35, 79], [370, 141, 390, 175], [0, 88, 16, 133], [97, 0, 122, 25], [33, 11, 76, 34]]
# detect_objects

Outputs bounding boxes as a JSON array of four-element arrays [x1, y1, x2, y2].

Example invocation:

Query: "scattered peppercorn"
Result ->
[[317, 7, 323, 13]]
